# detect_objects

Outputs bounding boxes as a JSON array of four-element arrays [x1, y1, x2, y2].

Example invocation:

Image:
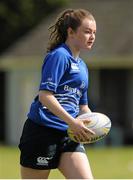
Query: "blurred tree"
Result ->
[[0, 0, 67, 54]]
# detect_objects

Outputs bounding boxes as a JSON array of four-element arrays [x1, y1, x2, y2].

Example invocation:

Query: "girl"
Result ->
[[19, 8, 96, 179]]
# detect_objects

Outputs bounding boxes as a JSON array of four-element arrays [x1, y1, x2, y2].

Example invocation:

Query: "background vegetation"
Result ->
[[0, 0, 66, 54]]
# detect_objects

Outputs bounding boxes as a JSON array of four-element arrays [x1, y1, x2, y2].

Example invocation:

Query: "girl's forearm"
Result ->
[[79, 105, 92, 115]]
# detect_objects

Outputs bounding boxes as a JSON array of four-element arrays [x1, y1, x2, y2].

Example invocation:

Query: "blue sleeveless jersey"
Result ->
[[27, 43, 89, 131]]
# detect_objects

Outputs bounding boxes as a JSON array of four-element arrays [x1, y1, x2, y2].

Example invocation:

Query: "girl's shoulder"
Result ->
[[44, 45, 71, 64], [52, 45, 71, 57], [43, 46, 70, 69]]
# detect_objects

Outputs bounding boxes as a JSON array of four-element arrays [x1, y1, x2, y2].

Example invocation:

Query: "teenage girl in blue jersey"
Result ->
[[19, 8, 96, 179]]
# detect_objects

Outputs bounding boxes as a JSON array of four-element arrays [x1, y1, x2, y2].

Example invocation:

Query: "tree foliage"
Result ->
[[0, 0, 66, 53]]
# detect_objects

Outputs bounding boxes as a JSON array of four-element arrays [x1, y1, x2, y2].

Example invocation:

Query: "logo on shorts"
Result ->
[[36, 156, 52, 166]]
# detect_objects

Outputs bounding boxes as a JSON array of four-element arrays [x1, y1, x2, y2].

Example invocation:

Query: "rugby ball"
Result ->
[[67, 112, 111, 144]]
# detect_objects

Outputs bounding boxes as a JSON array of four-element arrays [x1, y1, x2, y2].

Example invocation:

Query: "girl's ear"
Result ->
[[67, 27, 75, 37]]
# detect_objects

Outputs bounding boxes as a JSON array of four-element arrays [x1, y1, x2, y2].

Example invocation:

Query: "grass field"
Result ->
[[0, 145, 133, 179]]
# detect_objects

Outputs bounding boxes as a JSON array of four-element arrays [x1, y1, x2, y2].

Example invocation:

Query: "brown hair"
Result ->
[[47, 9, 95, 52]]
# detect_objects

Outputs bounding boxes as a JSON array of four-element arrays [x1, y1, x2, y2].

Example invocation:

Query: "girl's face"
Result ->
[[70, 18, 96, 51]]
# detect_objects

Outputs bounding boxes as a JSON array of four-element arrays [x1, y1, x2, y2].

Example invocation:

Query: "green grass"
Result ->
[[0, 145, 133, 179]]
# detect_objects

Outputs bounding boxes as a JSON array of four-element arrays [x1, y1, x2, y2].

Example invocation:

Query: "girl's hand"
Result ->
[[68, 118, 95, 142]]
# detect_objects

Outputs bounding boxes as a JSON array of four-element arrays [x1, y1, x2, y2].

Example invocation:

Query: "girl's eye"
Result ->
[[85, 31, 91, 34], [84, 29, 96, 35]]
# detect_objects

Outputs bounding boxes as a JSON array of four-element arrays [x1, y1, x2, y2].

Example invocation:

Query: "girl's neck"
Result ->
[[65, 41, 80, 60]]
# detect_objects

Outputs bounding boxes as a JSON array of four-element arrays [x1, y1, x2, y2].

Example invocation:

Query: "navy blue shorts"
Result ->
[[19, 119, 85, 170]]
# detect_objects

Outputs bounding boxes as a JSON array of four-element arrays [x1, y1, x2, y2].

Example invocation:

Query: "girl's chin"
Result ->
[[81, 45, 93, 51], [86, 46, 92, 50]]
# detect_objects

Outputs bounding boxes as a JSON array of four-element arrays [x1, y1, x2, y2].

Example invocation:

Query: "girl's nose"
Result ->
[[90, 33, 95, 40]]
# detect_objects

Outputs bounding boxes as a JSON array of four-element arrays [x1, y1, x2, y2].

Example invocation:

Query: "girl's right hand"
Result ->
[[68, 118, 95, 142]]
